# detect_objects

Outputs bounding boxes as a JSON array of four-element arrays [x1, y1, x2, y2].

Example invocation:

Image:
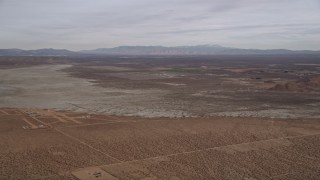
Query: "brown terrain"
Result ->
[[271, 75, 320, 92], [1, 107, 320, 179], [0, 55, 319, 179]]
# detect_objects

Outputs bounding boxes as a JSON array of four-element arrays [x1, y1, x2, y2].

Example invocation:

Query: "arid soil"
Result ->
[[271, 75, 320, 92], [0, 107, 320, 179], [0, 55, 319, 118], [0, 55, 319, 179]]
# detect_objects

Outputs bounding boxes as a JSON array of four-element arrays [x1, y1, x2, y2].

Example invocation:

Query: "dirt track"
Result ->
[[0, 56, 319, 179], [1, 107, 320, 179]]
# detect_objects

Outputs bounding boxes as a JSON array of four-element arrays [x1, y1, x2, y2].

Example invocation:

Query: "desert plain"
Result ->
[[0, 55, 320, 179]]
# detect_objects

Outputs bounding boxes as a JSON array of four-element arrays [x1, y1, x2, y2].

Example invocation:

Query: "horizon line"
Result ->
[[1, 45, 320, 52]]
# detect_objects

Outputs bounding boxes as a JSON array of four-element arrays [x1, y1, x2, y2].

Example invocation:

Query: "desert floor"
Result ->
[[0, 55, 319, 179]]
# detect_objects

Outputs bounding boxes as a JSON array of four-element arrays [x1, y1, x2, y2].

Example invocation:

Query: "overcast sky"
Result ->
[[0, 0, 319, 50]]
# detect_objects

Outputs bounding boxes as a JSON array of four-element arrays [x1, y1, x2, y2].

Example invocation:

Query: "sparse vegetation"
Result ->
[[0, 55, 320, 179]]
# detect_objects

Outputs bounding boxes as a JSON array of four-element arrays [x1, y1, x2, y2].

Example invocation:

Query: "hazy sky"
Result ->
[[0, 0, 320, 50]]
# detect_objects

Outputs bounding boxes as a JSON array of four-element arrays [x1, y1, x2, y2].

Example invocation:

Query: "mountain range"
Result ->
[[0, 45, 319, 56]]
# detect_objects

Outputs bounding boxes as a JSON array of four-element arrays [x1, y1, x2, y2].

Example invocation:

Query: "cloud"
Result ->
[[0, 0, 319, 50], [150, 23, 320, 35]]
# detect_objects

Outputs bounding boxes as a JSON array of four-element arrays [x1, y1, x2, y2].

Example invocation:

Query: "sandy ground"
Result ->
[[0, 107, 320, 179], [0, 65, 187, 117], [0, 63, 319, 119], [0, 57, 319, 179]]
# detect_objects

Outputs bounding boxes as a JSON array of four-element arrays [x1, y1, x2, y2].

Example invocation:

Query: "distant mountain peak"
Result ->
[[1, 45, 319, 56]]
